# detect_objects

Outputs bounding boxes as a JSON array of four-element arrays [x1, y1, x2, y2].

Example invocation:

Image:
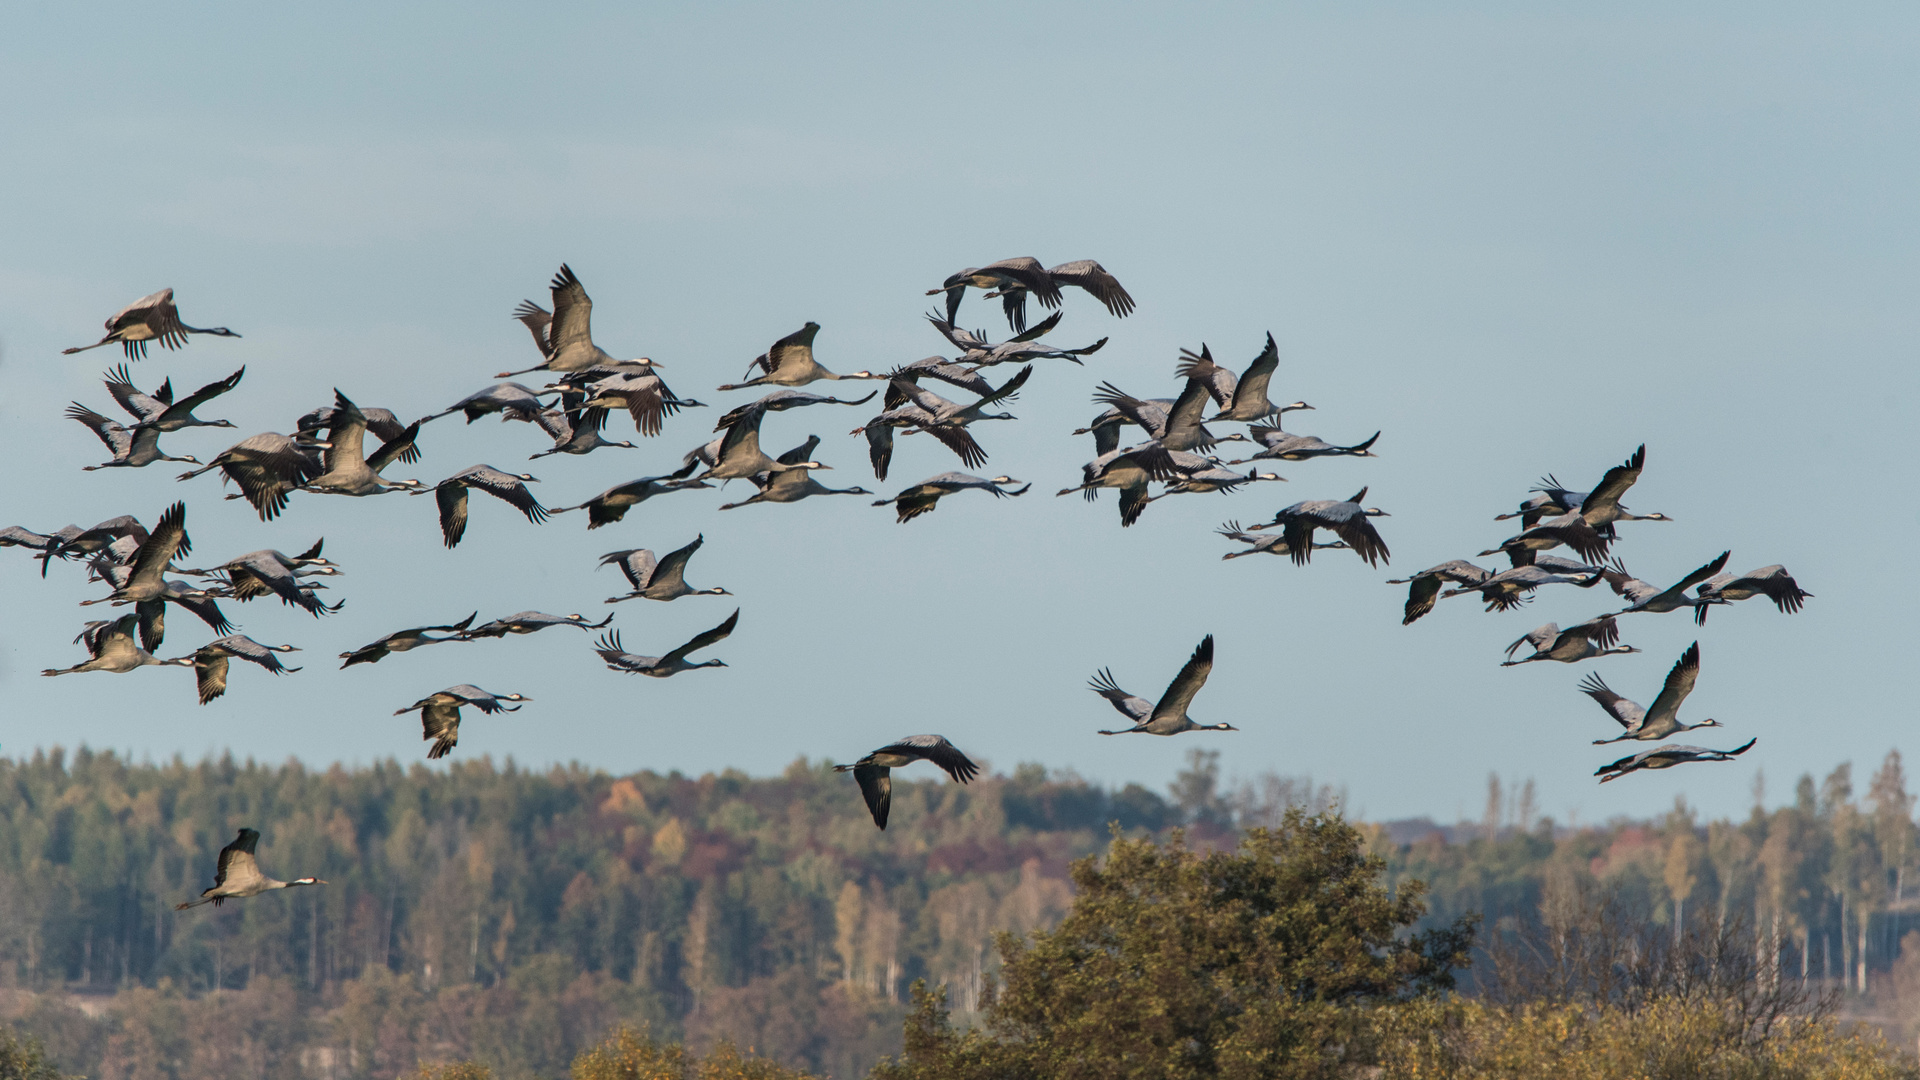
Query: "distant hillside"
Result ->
[[2, 747, 1917, 1078]]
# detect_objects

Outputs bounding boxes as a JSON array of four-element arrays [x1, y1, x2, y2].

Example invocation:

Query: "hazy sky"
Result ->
[[1, 3, 1914, 826]]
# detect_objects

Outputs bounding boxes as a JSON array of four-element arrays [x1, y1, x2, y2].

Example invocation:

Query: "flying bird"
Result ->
[[1440, 563, 1603, 613], [872, 473, 1029, 523], [1584, 642, 1723, 744], [1217, 520, 1348, 561], [712, 389, 878, 432], [67, 403, 202, 471], [1090, 634, 1235, 735], [76, 501, 191, 608], [176, 829, 322, 909], [1228, 425, 1377, 464], [498, 264, 657, 378], [834, 735, 980, 829], [1693, 565, 1811, 624], [548, 465, 709, 528], [1388, 560, 1492, 625], [600, 535, 732, 603], [1575, 444, 1672, 533], [63, 288, 240, 359], [339, 613, 477, 668], [178, 431, 327, 520], [593, 610, 739, 677], [298, 392, 424, 497], [1250, 488, 1391, 567], [41, 615, 193, 677], [718, 323, 878, 391], [530, 403, 639, 459], [422, 382, 555, 425], [1184, 335, 1308, 423], [427, 466, 548, 548], [1595, 739, 1756, 784], [185, 635, 302, 704], [1604, 552, 1731, 616], [178, 540, 340, 616], [1501, 617, 1638, 666], [461, 611, 613, 639], [1480, 510, 1611, 566], [717, 462, 870, 510], [395, 685, 531, 759], [927, 258, 1133, 332], [1057, 442, 1199, 528]]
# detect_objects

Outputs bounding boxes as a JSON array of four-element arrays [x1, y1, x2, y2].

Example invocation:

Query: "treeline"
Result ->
[[2, 746, 1919, 1078], [1382, 751, 1920, 998], [0, 746, 1180, 1077]]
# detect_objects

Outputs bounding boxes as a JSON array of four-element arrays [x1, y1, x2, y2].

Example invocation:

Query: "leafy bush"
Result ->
[[873, 809, 1476, 1080], [570, 1027, 816, 1080], [1372, 997, 1919, 1080], [0, 1025, 64, 1080]]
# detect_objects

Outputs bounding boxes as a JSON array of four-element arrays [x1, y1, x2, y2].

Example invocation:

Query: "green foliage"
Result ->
[[875, 810, 1476, 1080], [0, 1025, 65, 1080], [0, 750, 1164, 1078], [9, 747, 1920, 1076], [1372, 997, 1920, 1079], [569, 1027, 816, 1080], [409, 1062, 495, 1080]]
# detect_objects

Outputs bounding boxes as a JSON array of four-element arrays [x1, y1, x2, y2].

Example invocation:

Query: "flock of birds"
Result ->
[[4, 259, 1812, 905], [1379, 442, 1810, 784]]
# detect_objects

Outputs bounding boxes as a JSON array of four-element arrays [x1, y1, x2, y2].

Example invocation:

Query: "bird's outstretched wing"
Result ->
[[1150, 635, 1214, 723], [879, 734, 979, 784], [1505, 623, 1558, 659], [1088, 668, 1152, 723], [1579, 444, 1645, 522], [1643, 642, 1702, 730], [513, 300, 554, 357], [1579, 672, 1641, 729], [361, 418, 419, 475], [661, 609, 739, 666], [852, 764, 892, 829], [547, 265, 594, 360], [1047, 260, 1134, 317]]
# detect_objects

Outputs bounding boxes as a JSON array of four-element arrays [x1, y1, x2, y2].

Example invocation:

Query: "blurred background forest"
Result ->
[[5, 746, 1920, 1078]]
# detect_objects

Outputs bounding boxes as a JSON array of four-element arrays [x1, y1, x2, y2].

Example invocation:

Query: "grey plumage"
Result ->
[[63, 288, 240, 360], [1595, 739, 1756, 784], [600, 535, 731, 603], [428, 466, 548, 548], [833, 735, 979, 829], [339, 613, 477, 667], [461, 611, 613, 640], [1091, 635, 1235, 736], [176, 829, 322, 909], [593, 610, 739, 677], [395, 685, 531, 759], [872, 472, 1028, 523], [1249, 488, 1391, 567], [1501, 616, 1637, 666]]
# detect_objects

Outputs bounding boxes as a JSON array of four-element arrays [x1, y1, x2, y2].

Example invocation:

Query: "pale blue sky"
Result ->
[[1, 3, 1914, 825]]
